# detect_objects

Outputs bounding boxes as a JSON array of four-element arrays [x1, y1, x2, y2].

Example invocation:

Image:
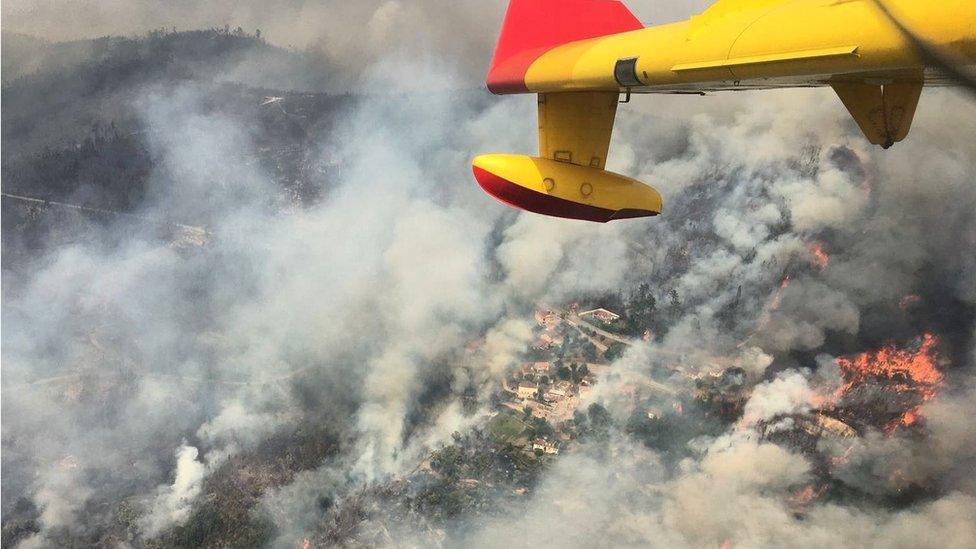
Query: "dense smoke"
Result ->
[[3, 1, 976, 548]]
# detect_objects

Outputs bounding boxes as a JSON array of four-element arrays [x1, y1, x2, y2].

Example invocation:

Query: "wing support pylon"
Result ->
[[831, 75, 923, 149]]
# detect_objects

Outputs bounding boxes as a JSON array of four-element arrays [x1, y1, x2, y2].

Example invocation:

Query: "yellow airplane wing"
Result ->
[[473, 0, 976, 222]]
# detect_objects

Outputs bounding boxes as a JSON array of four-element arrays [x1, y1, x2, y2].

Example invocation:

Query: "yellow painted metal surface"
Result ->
[[671, 46, 861, 73], [538, 92, 618, 169], [472, 154, 662, 213], [832, 76, 923, 148], [522, 0, 976, 93]]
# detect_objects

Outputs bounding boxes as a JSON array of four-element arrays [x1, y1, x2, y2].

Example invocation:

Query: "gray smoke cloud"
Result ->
[[1, 43, 649, 547], [459, 433, 976, 548], [331, 85, 974, 547], [3, 1, 976, 547]]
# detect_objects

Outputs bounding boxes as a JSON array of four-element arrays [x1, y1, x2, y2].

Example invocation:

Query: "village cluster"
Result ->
[[487, 305, 632, 457], [479, 303, 843, 461]]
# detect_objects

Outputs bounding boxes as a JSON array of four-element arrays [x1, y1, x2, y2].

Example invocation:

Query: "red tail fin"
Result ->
[[486, 0, 642, 94]]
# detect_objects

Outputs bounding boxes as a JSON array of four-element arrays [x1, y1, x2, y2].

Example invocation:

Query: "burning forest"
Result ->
[[3, 2, 976, 548], [832, 333, 944, 432]]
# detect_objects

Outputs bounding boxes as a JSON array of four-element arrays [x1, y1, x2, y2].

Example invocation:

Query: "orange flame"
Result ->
[[834, 333, 942, 430], [789, 484, 825, 508], [807, 242, 829, 271], [836, 334, 941, 388], [900, 409, 920, 427]]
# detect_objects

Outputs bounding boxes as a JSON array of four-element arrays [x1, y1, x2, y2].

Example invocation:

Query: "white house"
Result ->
[[517, 381, 539, 400], [532, 439, 559, 455], [579, 308, 621, 324]]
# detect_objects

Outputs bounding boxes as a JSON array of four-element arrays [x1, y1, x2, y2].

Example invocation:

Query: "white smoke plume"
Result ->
[[737, 370, 817, 428], [140, 444, 208, 536]]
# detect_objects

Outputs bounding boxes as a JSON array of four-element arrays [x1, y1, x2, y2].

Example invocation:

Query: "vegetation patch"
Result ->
[[489, 413, 525, 442]]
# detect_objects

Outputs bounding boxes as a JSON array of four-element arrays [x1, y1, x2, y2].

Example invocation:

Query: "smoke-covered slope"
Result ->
[[1, 29, 336, 159]]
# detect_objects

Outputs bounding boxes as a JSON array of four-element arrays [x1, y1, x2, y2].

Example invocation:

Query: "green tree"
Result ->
[[627, 282, 657, 335], [530, 417, 555, 439], [582, 403, 613, 440], [576, 363, 589, 382], [588, 403, 611, 427], [583, 342, 598, 362], [604, 343, 626, 362], [668, 288, 682, 318]]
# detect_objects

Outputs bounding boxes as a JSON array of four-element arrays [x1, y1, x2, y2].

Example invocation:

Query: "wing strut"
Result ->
[[831, 74, 923, 149], [538, 92, 619, 169]]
